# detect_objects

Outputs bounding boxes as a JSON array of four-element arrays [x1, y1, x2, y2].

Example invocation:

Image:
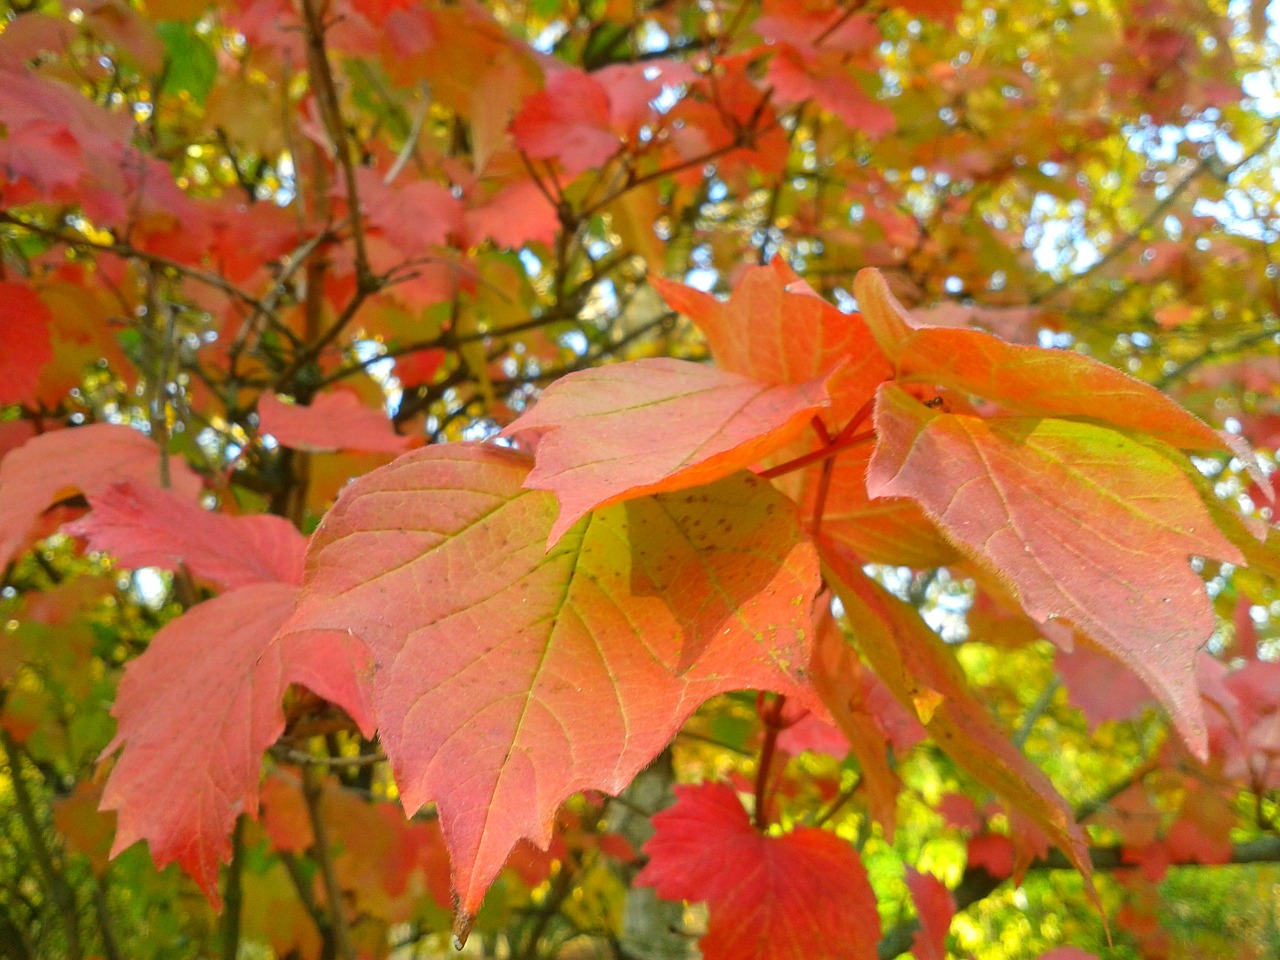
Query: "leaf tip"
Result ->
[[451, 908, 474, 950]]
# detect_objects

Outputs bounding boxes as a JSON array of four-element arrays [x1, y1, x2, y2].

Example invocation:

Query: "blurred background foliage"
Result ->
[[3, 0, 1280, 956]]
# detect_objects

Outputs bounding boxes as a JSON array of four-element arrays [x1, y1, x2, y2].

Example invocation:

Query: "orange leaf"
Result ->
[[277, 444, 820, 932], [822, 553, 1095, 893], [652, 260, 891, 424], [506, 357, 834, 544], [896, 326, 1225, 451], [868, 383, 1243, 757], [809, 604, 906, 835]]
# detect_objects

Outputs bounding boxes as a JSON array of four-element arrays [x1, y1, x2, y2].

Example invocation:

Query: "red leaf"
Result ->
[[1055, 640, 1154, 729], [395, 347, 447, 390], [101, 583, 373, 905], [354, 167, 464, 251], [0, 281, 53, 405], [652, 260, 891, 423], [277, 443, 820, 928], [510, 69, 620, 177], [966, 833, 1014, 878], [766, 49, 895, 136], [938, 793, 982, 832], [505, 357, 834, 544], [868, 383, 1243, 758], [822, 553, 1095, 892], [465, 179, 559, 249], [66, 481, 305, 589], [258, 391, 412, 454], [594, 60, 695, 133], [637, 782, 881, 960], [0, 423, 201, 571], [775, 710, 849, 758], [0, 420, 36, 460], [905, 869, 955, 960]]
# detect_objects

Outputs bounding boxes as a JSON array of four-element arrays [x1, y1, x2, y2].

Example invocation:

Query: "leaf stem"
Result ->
[[219, 817, 245, 960], [810, 455, 836, 540], [758, 429, 875, 480], [753, 694, 787, 830], [812, 775, 862, 828]]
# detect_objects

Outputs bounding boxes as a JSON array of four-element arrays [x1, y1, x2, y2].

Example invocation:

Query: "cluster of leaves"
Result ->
[[3, 0, 1280, 959]]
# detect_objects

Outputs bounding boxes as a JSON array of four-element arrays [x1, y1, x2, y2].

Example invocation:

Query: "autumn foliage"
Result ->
[[3, 0, 1280, 958]]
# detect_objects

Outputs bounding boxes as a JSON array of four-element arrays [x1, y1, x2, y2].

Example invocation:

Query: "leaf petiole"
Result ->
[[758, 428, 876, 480]]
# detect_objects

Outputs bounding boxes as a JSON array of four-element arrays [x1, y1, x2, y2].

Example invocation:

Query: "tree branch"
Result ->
[[876, 835, 1280, 959], [0, 211, 266, 313], [302, 766, 357, 960], [300, 0, 370, 288]]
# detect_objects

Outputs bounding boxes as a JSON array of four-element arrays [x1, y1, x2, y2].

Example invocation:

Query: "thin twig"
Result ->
[[301, 765, 357, 960], [753, 694, 787, 830], [271, 745, 386, 767], [0, 211, 266, 312], [219, 817, 244, 960], [1, 733, 82, 960], [300, 0, 371, 288]]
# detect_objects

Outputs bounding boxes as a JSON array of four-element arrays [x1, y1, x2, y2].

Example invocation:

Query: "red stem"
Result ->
[[753, 693, 787, 830], [810, 455, 836, 540], [758, 429, 875, 479]]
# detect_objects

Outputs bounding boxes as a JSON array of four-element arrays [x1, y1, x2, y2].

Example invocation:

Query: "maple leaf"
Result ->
[[905, 869, 955, 960], [257, 391, 412, 454], [259, 773, 314, 853], [510, 68, 620, 177], [354, 167, 464, 251], [0, 281, 53, 406], [465, 179, 559, 249], [766, 50, 895, 136], [276, 443, 820, 930], [651, 260, 891, 423], [636, 782, 881, 960], [0, 423, 201, 571], [504, 357, 835, 544], [808, 602, 906, 834], [868, 382, 1244, 757], [53, 781, 116, 876], [1055, 639, 1155, 729], [66, 481, 305, 588], [854, 269, 1228, 452], [821, 553, 1096, 890], [593, 60, 695, 133], [101, 583, 374, 905]]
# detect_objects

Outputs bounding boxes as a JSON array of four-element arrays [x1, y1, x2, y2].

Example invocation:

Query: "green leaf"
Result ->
[[157, 22, 217, 105]]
